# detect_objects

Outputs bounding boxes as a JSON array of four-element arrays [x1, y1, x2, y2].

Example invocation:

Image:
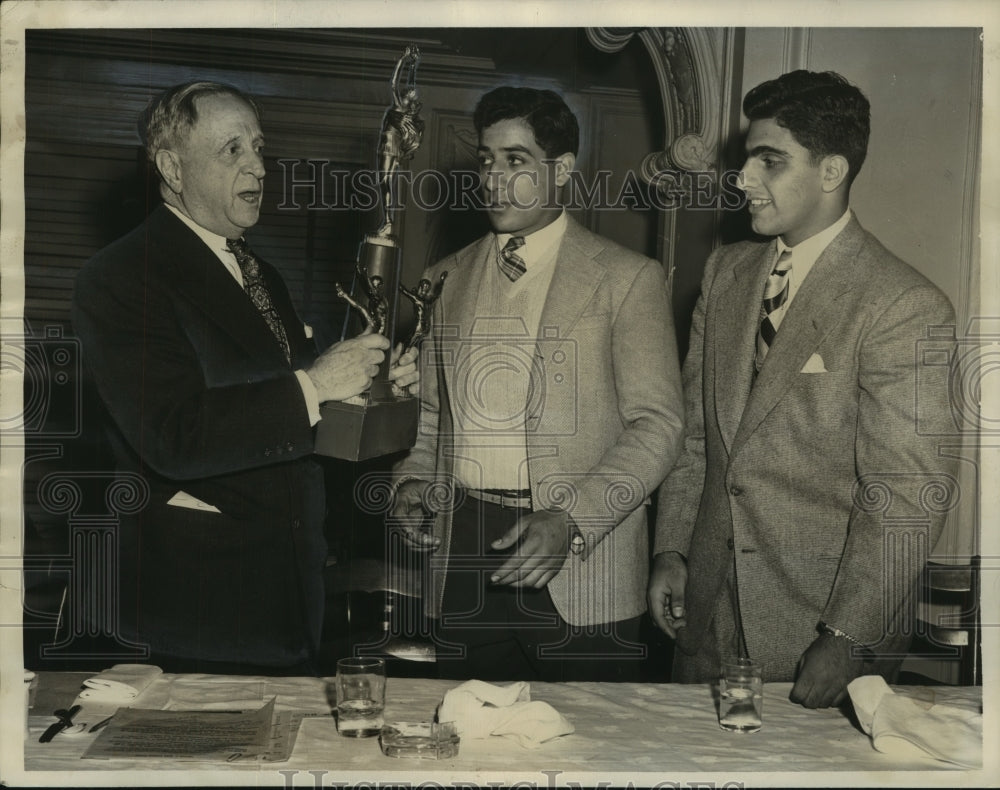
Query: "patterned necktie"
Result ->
[[226, 238, 291, 364], [498, 236, 527, 282], [754, 248, 793, 371]]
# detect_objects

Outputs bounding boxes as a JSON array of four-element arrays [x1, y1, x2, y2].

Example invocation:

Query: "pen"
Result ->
[[89, 715, 114, 733]]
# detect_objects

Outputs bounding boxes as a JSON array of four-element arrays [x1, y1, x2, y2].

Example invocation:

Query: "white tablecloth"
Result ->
[[19, 672, 983, 784]]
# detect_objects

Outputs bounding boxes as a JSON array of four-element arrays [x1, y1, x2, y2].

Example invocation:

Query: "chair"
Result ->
[[899, 556, 981, 685]]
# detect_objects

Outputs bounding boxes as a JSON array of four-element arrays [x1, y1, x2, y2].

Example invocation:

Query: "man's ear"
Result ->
[[552, 152, 576, 188], [820, 154, 849, 193], [155, 150, 183, 194]]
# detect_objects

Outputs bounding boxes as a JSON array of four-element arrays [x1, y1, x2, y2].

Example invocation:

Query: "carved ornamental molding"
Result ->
[[587, 27, 723, 182]]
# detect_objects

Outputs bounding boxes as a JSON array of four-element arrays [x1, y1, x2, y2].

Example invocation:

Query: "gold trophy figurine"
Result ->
[[399, 271, 447, 353], [315, 46, 427, 461], [376, 45, 425, 241]]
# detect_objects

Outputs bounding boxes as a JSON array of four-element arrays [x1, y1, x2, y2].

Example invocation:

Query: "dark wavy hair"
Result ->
[[743, 70, 870, 185], [473, 86, 579, 158], [138, 81, 261, 163]]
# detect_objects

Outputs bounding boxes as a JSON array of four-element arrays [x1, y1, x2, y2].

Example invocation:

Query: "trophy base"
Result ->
[[314, 395, 419, 461]]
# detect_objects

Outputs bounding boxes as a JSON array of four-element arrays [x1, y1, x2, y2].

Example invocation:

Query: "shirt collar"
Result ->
[[495, 211, 567, 269], [776, 208, 852, 261], [164, 203, 235, 256]]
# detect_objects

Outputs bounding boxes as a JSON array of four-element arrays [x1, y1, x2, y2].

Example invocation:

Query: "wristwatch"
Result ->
[[818, 622, 875, 659]]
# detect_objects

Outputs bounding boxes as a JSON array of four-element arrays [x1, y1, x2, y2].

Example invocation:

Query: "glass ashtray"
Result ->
[[379, 721, 460, 759]]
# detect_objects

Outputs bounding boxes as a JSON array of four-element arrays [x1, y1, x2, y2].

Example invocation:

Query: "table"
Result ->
[[17, 672, 983, 785]]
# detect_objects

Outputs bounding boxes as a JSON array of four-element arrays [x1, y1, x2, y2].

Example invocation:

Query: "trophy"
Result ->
[[314, 45, 439, 461]]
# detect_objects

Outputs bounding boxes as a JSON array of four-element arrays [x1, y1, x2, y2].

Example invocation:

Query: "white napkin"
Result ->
[[78, 664, 162, 703], [437, 680, 574, 749], [71, 664, 163, 729], [847, 676, 982, 769]]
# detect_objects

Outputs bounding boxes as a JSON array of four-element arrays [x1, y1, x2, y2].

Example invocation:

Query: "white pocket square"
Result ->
[[800, 353, 828, 373], [167, 491, 221, 513]]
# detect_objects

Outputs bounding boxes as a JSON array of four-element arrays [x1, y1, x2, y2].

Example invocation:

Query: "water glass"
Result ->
[[718, 657, 763, 733], [335, 657, 386, 737]]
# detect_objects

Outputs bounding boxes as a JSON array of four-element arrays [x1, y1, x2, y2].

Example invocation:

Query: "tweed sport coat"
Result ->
[[394, 215, 685, 626], [72, 205, 326, 667], [654, 215, 957, 679]]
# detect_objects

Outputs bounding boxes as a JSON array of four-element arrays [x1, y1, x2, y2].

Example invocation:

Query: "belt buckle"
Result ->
[[498, 490, 530, 509]]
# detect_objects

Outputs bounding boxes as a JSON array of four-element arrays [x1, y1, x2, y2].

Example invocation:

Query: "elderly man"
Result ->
[[73, 81, 417, 673]]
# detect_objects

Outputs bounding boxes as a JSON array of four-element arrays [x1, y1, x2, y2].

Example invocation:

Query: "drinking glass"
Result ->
[[718, 657, 763, 733], [335, 657, 386, 737]]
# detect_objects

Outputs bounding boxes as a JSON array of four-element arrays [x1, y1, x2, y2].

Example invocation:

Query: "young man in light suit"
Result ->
[[391, 86, 684, 681], [648, 70, 957, 707]]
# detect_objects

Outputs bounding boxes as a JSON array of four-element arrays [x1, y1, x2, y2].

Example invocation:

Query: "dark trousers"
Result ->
[[434, 496, 644, 682], [141, 651, 319, 677]]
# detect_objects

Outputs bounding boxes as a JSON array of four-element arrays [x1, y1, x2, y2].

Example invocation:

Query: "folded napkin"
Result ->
[[437, 680, 574, 749], [847, 676, 982, 769], [71, 664, 163, 729], [78, 664, 162, 703]]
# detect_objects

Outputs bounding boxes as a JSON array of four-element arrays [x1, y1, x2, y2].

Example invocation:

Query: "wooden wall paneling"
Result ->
[[403, 106, 487, 276], [24, 143, 148, 326], [585, 93, 659, 257]]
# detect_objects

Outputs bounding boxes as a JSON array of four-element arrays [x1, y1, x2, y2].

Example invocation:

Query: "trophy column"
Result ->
[[314, 45, 426, 461]]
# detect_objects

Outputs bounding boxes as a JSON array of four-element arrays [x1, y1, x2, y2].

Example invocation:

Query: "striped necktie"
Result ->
[[227, 238, 291, 364], [498, 236, 527, 282], [754, 248, 792, 371]]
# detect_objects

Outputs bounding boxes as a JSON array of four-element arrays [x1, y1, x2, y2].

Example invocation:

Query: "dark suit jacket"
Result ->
[[72, 205, 326, 667], [655, 216, 957, 680]]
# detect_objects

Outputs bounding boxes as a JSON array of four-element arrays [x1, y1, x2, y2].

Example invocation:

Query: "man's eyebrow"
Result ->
[[477, 144, 534, 155], [216, 133, 265, 148], [747, 145, 789, 158]]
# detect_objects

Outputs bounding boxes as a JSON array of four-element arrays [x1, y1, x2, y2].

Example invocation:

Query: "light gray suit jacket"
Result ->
[[395, 215, 685, 625], [655, 216, 957, 678]]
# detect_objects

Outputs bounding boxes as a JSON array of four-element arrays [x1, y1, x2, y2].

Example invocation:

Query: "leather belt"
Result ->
[[466, 488, 532, 509]]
